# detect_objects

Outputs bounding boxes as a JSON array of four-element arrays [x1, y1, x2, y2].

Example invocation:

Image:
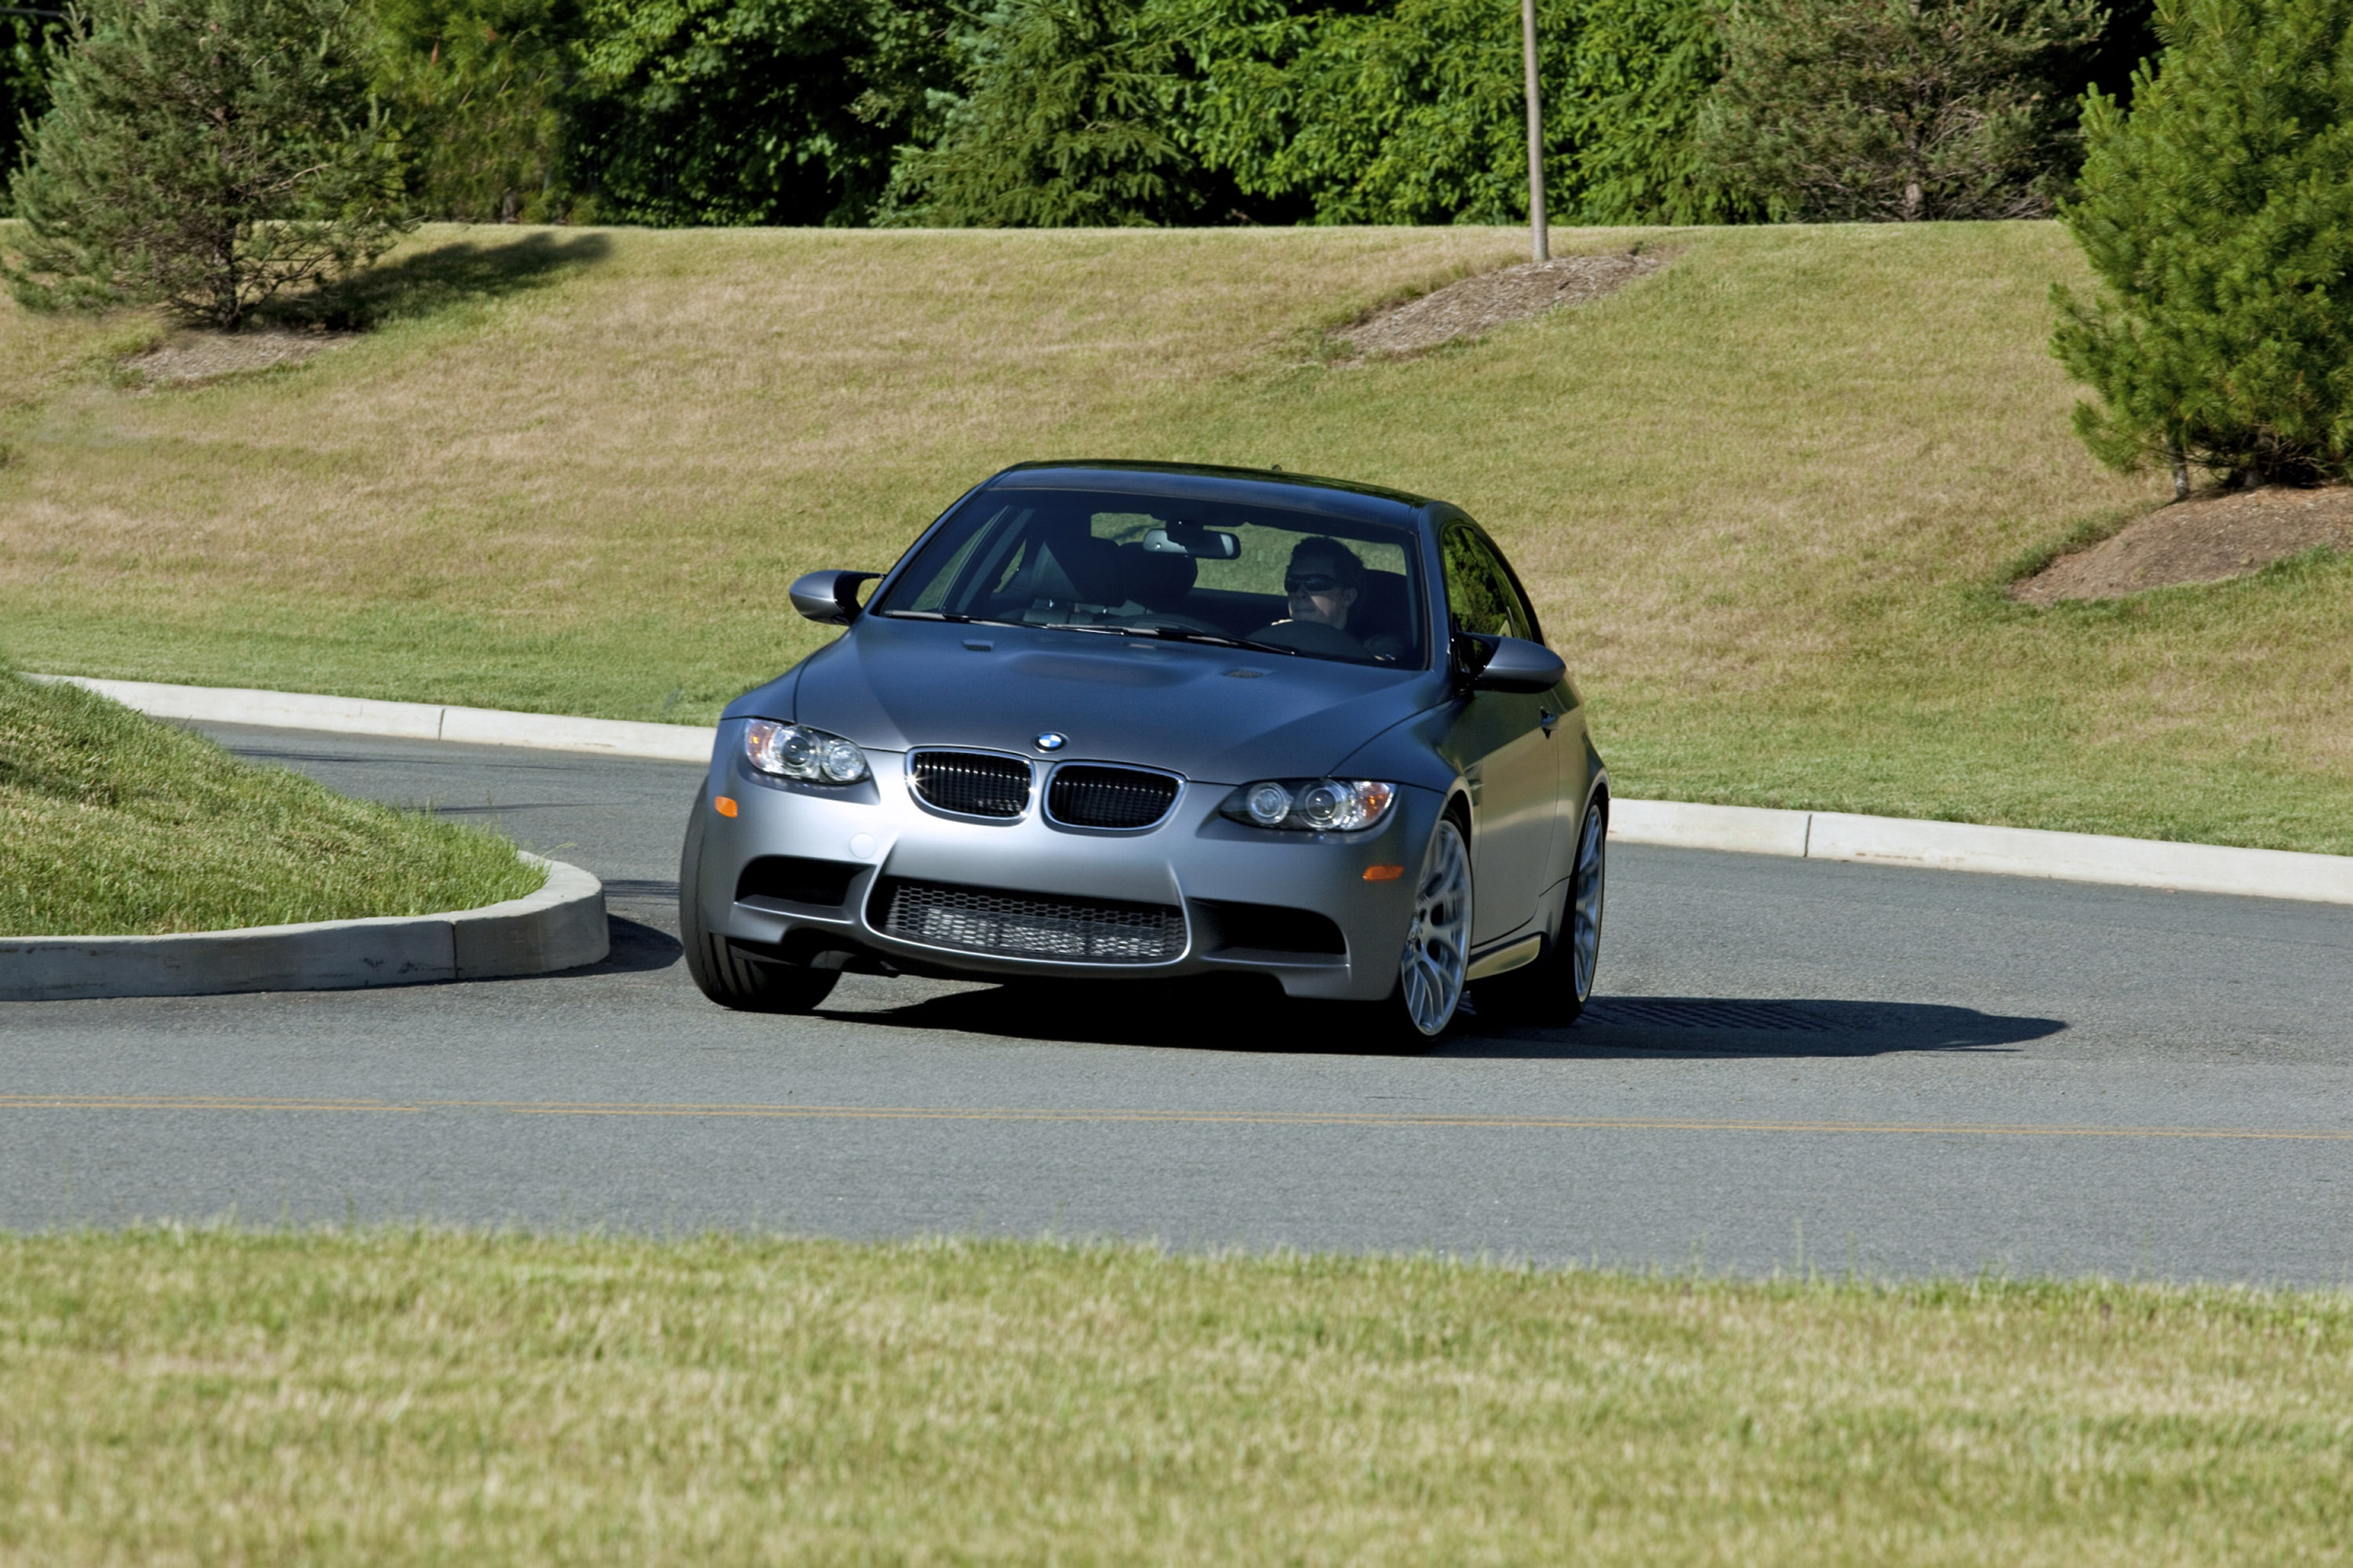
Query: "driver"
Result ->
[[1258, 538, 1401, 660], [1282, 538, 1363, 633]]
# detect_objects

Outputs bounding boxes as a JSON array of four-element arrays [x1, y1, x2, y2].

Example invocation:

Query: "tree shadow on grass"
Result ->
[[260, 229, 615, 331]]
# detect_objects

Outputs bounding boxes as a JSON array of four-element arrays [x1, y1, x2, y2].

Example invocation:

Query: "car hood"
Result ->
[[740, 617, 1447, 784]]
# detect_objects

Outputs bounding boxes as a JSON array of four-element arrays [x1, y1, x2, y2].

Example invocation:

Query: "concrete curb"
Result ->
[[1610, 800, 2353, 907], [31, 675, 718, 763], [32, 675, 2353, 908], [0, 856, 609, 1002]]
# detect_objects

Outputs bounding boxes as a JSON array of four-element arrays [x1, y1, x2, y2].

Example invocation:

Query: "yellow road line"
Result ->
[[3, 1094, 2352, 1142]]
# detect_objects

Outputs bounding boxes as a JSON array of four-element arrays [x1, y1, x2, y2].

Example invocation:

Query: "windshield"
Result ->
[[873, 488, 1428, 668]]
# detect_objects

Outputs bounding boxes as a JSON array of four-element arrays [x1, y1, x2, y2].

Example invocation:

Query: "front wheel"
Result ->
[[1352, 813, 1473, 1048], [1472, 798, 1606, 1026], [678, 788, 841, 1013]]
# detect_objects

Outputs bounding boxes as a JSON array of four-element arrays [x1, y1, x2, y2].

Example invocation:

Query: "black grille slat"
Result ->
[[876, 878, 1184, 964], [908, 751, 1031, 818], [1046, 765, 1180, 830]]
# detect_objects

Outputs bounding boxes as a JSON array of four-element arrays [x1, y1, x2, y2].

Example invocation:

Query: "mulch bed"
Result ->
[[122, 329, 356, 387], [1331, 250, 1667, 358], [2013, 484, 2353, 605]]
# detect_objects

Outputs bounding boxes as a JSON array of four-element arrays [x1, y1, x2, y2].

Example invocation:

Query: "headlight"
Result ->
[[1220, 778, 1398, 832], [744, 719, 871, 784]]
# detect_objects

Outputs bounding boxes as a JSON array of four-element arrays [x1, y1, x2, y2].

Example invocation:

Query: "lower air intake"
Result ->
[[875, 878, 1184, 964]]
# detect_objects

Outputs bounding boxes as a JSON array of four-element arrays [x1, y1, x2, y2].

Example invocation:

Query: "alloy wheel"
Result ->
[[1568, 802, 1606, 1003], [1399, 817, 1472, 1035]]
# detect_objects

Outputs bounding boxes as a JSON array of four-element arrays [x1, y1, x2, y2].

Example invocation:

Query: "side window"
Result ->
[[1442, 526, 1533, 642]]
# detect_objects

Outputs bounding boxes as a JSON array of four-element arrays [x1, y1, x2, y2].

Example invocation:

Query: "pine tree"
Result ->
[[2054, 0, 2353, 489], [887, 0, 1199, 225], [1698, 0, 2105, 222], [5, 0, 411, 329]]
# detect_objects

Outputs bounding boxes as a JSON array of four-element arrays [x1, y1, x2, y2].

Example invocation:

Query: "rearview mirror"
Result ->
[[789, 569, 882, 625], [1140, 523, 1241, 559], [1460, 634, 1566, 694]]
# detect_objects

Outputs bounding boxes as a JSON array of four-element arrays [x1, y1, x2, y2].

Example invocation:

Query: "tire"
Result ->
[[678, 788, 841, 1013], [1354, 812, 1474, 1049], [1471, 797, 1606, 1027]]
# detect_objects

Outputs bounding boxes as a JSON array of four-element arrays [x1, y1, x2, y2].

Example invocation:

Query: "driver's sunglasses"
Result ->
[[1285, 573, 1342, 595]]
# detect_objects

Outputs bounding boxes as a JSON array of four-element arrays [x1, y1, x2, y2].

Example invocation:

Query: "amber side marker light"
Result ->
[[1362, 864, 1405, 882], [715, 796, 739, 818]]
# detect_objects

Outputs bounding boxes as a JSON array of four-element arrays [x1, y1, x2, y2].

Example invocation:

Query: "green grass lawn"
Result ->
[[2, 1228, 2347, 1563], [2, 220, 2348, 851], [0, 671, 540, 934]]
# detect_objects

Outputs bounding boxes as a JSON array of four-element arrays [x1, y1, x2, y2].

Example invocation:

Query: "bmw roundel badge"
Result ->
[[1035, 732, 1067, 753]]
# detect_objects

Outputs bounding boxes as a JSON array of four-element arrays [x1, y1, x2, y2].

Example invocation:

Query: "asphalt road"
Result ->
[[5, 724, 2351, 1284]]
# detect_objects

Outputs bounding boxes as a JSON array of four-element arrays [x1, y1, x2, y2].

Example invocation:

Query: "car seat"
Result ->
[[1347, 569, 1415, 656], [1117, 546, 1198, 614], [1003, 520, 1125, 619]]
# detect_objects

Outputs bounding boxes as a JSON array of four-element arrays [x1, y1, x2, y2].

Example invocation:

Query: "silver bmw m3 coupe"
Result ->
[[679, 461, 1607, 1042]]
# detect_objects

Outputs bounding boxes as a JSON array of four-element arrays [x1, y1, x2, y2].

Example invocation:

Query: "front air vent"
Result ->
[[735, 856, 860, 910], [1046, 765, 1182, 830], [1198, 900, 1347, 956], [874, 878, 1184, 964], [907, 750, 1031, 819]]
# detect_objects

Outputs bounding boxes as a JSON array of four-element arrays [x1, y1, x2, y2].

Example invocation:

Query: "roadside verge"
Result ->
[[0, 855, 609, 1002], [30, 675, 715, 763], [38, 675, 2353, 908]]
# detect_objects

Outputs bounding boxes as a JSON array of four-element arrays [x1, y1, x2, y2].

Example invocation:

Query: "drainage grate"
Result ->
[[908, 750, 1031, 818], [1581, 999, 1838, 1033], [875, 877, 1184, 964], [1046, 765, 1181, 830]]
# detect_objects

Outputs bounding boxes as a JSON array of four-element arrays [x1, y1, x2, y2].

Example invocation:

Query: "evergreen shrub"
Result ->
[[5, 0, 411, 328], [2054, 0, 2353, 487]]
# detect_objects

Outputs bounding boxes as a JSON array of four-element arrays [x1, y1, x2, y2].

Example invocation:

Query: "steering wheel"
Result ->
[[1247, 619, 1368, 657]]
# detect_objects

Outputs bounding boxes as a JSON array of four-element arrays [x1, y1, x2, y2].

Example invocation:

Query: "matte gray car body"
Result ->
[[682, 462, 1606, 1025]]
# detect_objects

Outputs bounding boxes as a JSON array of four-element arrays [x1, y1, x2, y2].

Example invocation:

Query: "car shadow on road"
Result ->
[[1449, 996, 2064, 1059], [816, 982, 2063, 1058]]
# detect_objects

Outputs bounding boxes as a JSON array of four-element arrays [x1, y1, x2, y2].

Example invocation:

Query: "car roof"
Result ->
[[984, 460, 1437, 527]]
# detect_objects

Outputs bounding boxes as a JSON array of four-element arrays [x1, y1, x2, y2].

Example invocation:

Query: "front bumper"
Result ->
[[692, 748, 1434, 1002]]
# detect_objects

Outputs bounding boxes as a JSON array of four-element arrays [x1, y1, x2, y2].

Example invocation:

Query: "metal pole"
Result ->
[[1521, 0, 1547, 262]]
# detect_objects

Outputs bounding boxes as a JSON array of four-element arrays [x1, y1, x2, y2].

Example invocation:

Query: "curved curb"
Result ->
[[33, 674, 2353, 908], [1610, 801, 2353, 906], [0, 856, 609, 1002], [29, 675, 716, 762]]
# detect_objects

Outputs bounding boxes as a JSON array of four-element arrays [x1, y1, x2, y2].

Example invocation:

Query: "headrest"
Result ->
[[1118, 547, 1197, 611], [1349, 569, 1412, 642], [1019, 531, 1123, 608]]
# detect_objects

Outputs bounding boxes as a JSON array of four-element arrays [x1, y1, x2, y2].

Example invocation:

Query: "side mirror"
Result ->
[[1460, 634, 1566, 694], [789, 569, 882, 625]]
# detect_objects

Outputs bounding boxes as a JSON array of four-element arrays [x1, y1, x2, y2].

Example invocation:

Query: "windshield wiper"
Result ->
[[874, 609, 1026, 629], [1035, 622, 1304, 657], [1137, 626, 1300, 656]]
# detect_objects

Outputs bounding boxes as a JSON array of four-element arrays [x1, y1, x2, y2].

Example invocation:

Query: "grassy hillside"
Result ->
[[3, 1229, 2348, 1563], [0, 671, 539, 935], [3, 222, 2348, 851]]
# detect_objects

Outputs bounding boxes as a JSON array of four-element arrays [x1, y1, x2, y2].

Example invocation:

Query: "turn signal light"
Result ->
[[1363, 864, 1404, 881], [715, 796, 739, 817]]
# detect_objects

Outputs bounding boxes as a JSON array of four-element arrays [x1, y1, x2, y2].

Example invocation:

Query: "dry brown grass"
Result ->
[[2, 1228, 2349, 1564], [2, 220, 2348, 849]]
